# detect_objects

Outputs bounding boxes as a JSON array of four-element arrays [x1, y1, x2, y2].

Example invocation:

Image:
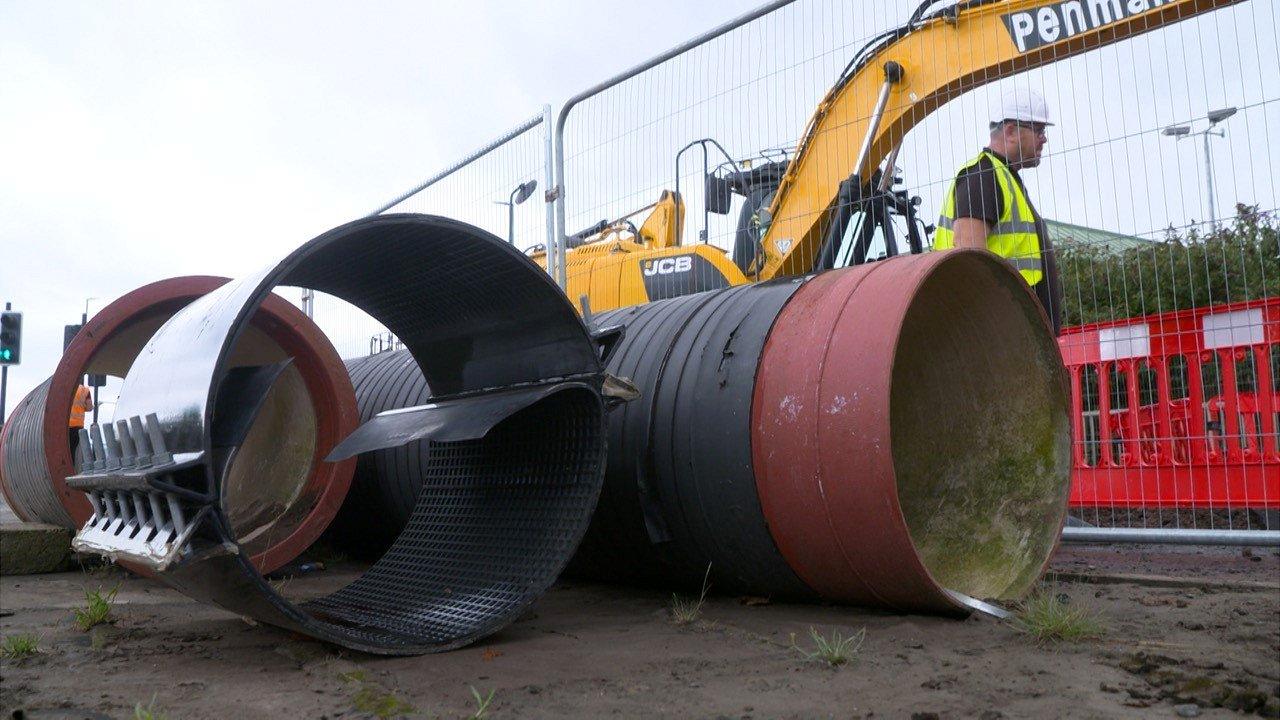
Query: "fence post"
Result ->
[[1070, 366, 1086, 467], [1220, 349, 1243, 461], [542, 104, 559, 289], [1156, 356, 1176, 463], [1098, 362, 1114, 467], [1189, 352, 1208, 463], [1256, 344, 1277, 458], [1124, 360, 1141, 464]]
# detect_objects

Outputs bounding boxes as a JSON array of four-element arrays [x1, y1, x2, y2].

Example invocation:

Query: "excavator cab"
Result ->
[[722, 160, 933, 275], [811, 168, 933, 271]]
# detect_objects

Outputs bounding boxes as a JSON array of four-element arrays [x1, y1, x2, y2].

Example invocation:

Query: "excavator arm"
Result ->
[[756, 0, 1243, 279]]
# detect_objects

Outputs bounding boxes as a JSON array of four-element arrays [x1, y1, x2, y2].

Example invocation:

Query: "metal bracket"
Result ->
[[68, 414, 209, 571]]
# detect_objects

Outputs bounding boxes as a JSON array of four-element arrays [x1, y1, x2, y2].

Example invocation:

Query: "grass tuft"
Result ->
[[669, 563, 712, 625], [133, 694, 166, 720], [1010, 585, 1106, 644], [792, 626, 866, 667], [74, 585, 120, 631], [1, 633, 40, 660], [468, 686, 496, 719], [341, 668, 413, 719], [352, 685, 415, 719], [269, 576, 291, 598]]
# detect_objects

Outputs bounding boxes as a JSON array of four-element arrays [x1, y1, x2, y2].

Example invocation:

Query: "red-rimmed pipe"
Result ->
[[751, 250, 1071, 613], [0, 276, 357, 573]]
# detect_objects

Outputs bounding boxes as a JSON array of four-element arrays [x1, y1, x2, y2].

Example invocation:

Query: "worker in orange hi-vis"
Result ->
[[69, 384, 93, 461]]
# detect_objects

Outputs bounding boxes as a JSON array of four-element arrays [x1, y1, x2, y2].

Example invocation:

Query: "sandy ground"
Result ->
[[1, 544, 1277, 720]]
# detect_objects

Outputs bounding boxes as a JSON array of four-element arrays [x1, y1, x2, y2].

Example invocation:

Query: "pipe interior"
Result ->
[[302, 387, 603, 646], [85, 312, 319, 551], [220, 364, 317, 555], [268, 216, 606, 649], [890, 254, 1071, 601]]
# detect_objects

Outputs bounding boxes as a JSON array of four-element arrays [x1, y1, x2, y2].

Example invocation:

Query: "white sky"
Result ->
[[0, 0, 758, 411], [2, 0, 1276, 417]]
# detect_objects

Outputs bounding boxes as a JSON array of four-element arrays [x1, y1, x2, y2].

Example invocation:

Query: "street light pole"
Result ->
[[494, 180, 538, 245], [1202, 129, 1217, 230], [1162, 106, 1236, 233], [83, 297, 99, 425], [0, 301, 8, 424]]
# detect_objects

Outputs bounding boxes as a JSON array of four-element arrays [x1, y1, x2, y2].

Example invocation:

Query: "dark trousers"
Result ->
[[69, 427, 82, 463]]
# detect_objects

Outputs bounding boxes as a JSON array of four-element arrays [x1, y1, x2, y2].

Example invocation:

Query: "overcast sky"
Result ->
[[0, 0, 761, 412], [2, 0, 1276, 419]]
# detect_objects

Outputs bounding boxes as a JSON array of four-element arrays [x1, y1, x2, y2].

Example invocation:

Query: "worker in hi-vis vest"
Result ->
[[69, 384, 93, 460], [934, 88, 1064, 336]]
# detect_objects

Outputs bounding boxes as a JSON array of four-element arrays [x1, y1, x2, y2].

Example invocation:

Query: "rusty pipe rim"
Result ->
[[752, 250, 1071, 614], [43, 275, 357, 573]]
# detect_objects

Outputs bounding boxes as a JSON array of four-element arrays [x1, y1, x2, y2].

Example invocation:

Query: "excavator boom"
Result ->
[[757, 0, 1242, 279]]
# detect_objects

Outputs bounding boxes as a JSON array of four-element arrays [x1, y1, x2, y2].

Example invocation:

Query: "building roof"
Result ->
[[1045, 219, 1152, 254]]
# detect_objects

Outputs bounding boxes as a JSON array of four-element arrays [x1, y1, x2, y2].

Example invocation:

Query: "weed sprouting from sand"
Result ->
[[1011, 585, 1106, 644], [305, 540, 349, 566], [340, 668, 414, 719], [269, 576, 291, 598], [1, 633, 40, 660], [74, 585, 120, 631], [468, 686, 496, 719], [669, 563, 712, 625], [352, 685, 415, 719], [791, 626, 866, 667], [133, 694, 166, 720]]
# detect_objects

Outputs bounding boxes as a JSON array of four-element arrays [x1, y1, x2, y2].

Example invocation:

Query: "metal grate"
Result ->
[[306, 389, 603, 648]]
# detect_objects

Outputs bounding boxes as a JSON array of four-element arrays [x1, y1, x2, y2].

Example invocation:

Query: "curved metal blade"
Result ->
[[325, 381, 582, 461]]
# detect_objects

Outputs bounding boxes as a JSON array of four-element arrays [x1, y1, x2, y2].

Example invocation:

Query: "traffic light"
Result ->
[[0, 311, 22, 366]]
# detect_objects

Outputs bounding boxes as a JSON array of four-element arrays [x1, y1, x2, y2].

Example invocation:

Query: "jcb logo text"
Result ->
[[642, 256, 694, 276]]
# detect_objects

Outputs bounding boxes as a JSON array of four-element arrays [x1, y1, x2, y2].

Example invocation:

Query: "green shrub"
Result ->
[[1059, 204, 1279, 327]]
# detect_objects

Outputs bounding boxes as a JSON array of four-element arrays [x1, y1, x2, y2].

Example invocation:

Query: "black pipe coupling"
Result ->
[[69, 214, 621, 654]]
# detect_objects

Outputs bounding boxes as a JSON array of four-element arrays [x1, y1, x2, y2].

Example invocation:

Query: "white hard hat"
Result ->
[[991, 88, 1053, 126]]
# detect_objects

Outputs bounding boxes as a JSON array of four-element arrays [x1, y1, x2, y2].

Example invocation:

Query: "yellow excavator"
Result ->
[[533, 0, 1240, 313]]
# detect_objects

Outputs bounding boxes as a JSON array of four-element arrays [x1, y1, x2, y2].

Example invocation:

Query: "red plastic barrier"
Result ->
[[1058, 298, 1279, 509]]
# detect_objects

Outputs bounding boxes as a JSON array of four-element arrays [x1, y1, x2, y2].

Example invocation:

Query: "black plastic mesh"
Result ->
[[304, 388, 603, 649], [95, 214, 606, 655]]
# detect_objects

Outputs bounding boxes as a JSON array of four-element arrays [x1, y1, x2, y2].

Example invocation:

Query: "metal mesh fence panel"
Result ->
[[555, 0, 1278, 536], [301, 109, 554, 360]]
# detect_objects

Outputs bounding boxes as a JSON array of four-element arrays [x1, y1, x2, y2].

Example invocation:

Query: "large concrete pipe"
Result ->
[[328, 250, 1071, 615], [67, 215, 613, 654], [0, 276, 358, 573]]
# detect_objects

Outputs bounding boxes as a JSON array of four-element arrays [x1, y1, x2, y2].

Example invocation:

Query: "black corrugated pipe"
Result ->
[[327, 280, 814, 595], [325, 350, 433, 556], [326, 252, 1073, 617], [567, 280, 815, 596]]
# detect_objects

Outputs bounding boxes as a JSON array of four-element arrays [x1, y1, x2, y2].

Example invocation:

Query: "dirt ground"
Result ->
[[1, 543, 1277, 720]]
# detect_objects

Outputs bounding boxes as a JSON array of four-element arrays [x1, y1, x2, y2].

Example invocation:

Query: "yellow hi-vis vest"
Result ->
[[934, 150, 1043, 286]]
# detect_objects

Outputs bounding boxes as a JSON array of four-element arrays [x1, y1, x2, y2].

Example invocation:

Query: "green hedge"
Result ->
[[1059, 204, 1280, 327]]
